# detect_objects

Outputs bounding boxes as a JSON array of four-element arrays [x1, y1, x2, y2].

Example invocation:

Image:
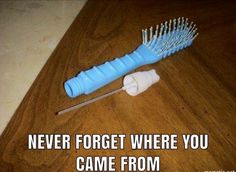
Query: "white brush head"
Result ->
[[123, 69, 160, 96]]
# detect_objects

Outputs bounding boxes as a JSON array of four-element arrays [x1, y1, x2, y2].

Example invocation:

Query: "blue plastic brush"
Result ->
[[64, 17, 198, 98]]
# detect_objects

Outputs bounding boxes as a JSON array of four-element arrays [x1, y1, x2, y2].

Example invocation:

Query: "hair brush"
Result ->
[[64, 17, 198, 98]]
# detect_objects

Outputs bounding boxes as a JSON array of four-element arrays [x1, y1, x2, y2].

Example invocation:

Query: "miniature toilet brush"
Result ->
[[57, 69, 159, 115], [64, 17, 198, 98]]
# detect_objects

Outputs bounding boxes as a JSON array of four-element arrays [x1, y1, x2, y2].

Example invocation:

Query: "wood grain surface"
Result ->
[[0, 0, 236, 171]]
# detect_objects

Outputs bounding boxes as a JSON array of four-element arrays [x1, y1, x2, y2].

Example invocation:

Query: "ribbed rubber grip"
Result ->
[[64, 44, 158, 98]]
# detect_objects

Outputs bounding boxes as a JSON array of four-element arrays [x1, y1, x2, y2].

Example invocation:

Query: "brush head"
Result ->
[[141, 17, 198, 59]]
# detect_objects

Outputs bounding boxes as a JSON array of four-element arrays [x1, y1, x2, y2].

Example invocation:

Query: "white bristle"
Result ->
[[173, 19, 176, 30], [150, 27, 153, 40], [144, 29, 147, 43], [189, 22, 194, 29], [181, 17, 185, 30], [168, 19, 172, 33], [192, 33, 199, 40], [155, 25, 159, 37], [189, 24, 196, 34], [184, 20, 189, 30], [159, 24, 164, 37], [142, 30, 145, 44], [164, 21, 168, 35], [177, 17, 181, 29]]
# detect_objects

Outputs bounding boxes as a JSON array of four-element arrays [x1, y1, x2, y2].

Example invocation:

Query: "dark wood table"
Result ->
[[0, 0, 235, 171]]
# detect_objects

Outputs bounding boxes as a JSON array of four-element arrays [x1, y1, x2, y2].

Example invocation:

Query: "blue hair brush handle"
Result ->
[[65, 45, 156, 97], [64, 17, 198, 98]]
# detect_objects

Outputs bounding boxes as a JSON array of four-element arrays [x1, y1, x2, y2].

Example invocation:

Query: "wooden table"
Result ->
[[0, 0, 235, 171]]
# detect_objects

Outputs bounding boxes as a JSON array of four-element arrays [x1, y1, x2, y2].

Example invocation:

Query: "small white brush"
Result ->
[[57, 69, 160, 115]]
